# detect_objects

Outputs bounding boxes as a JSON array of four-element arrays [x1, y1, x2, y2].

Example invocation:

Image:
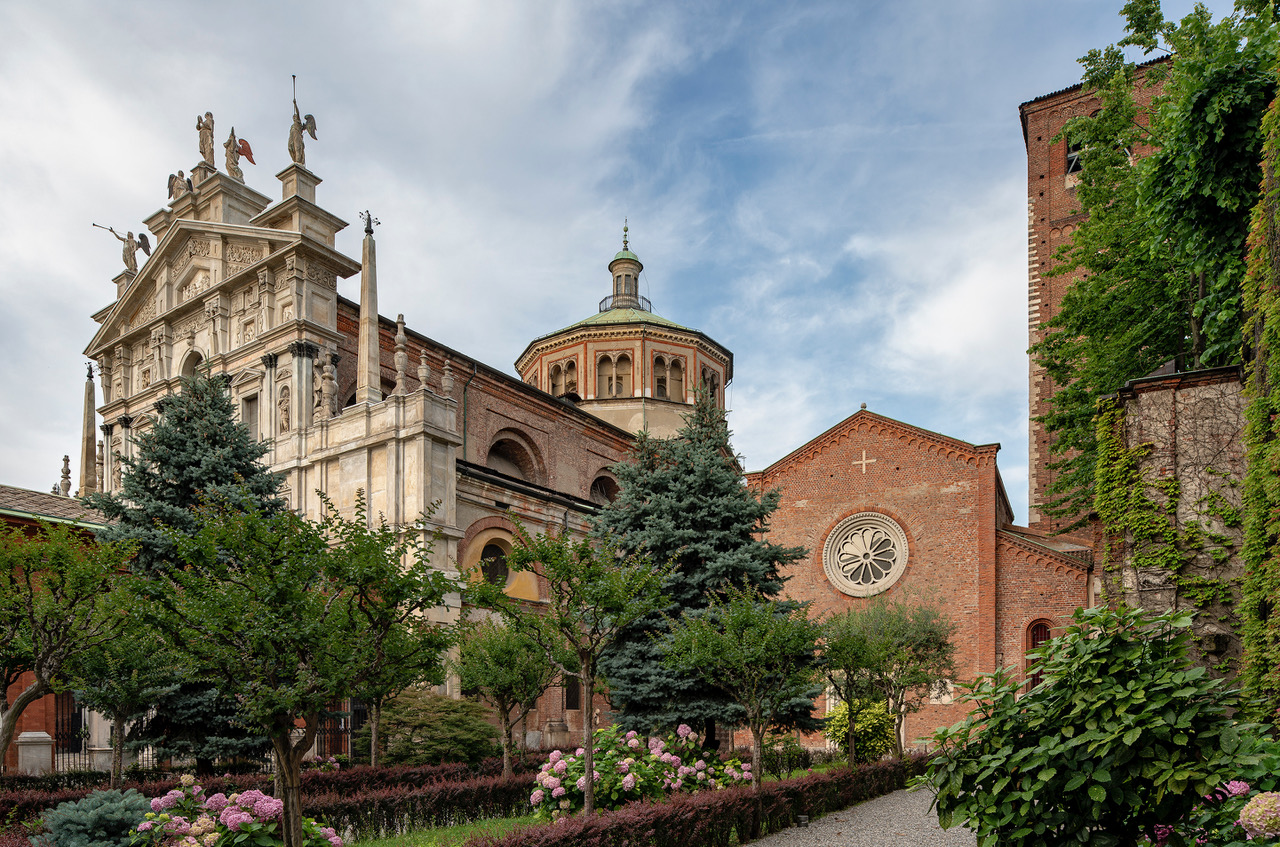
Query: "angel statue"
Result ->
[[167, 170, 191, 199], [95, 224, 152, 274], [196, 112, 215, 167], [288, 99, 317, 166], [224, 128, 255, 182]]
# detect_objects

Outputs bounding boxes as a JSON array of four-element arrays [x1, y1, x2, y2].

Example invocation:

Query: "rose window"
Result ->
[[822, 512, 909, 598]]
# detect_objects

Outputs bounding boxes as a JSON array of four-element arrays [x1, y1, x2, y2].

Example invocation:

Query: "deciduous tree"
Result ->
[[593, 393, 807, 741], [662, 585, 822, 789], [473, 526, 669, 816]]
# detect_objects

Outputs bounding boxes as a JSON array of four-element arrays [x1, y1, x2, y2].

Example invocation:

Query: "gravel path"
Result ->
[[748, 788, 977, 847]]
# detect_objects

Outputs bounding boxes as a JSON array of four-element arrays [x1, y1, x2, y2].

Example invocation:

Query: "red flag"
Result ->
[[238, 138, 255, 165]]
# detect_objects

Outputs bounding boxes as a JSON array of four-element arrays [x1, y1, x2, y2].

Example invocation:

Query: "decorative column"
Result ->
[[288, 341, 319, 429], [355, 212, 382, 404], [99, 423, 114, 492], [79, 365, 97, 495], [261, 353, 278, 456]]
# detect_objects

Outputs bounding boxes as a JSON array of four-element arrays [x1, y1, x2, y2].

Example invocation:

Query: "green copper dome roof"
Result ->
[[556, 307, 690, 335], [612, 249, 640, 262]]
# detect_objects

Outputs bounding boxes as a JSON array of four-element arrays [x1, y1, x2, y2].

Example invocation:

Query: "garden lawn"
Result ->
[[354, 816, 537, 847]]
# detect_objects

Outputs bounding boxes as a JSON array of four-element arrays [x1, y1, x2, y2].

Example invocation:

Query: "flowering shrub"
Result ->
[[1239, 792, 1280, 841], [530, 724, 749, 821], [129, 775, 341, 847]]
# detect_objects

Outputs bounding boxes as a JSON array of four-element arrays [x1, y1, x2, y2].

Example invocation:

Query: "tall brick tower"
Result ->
[[1018, 62, 1164, 533]]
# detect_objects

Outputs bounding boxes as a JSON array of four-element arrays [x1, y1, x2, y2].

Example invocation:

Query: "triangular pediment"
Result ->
[[85, 219, 358, 358], [751, 409, 1000, 485]]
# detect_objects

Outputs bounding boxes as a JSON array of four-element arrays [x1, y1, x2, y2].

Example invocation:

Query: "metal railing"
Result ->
[[599, 293, 651, 313]]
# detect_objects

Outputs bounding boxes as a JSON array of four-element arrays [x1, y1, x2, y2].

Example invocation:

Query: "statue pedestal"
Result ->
[[276, 164, 322, 203]]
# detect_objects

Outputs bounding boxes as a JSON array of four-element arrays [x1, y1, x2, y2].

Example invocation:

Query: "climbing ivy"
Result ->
[[1241, 60, 1280, 727], [1093, 399, 1242, 670]]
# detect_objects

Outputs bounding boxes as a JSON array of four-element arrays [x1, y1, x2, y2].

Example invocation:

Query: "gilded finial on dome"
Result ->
[[622, 219, 628, 251]]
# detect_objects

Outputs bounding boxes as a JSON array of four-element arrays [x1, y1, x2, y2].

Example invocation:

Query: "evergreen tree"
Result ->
[[82, 371, 281, 768], [593, 392, 811, 740], [83, 372, 284, 574]]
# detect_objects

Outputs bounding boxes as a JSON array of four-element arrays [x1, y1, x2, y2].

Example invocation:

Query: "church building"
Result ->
[[6, 82, 1109, 770]]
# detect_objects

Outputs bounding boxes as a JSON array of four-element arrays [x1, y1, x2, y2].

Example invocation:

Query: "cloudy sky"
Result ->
[[0, 0, 1227, 524]]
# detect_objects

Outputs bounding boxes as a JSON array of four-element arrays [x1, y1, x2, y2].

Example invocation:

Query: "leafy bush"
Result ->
[[757, 735, 810, 780], [531, 724, 747, 820], [361, 690, 499, 766], [35, 789, 149, 847], [921, 606, 1268, 847], [129, 775, 341, 847], [467, 755, 928, 847], [823, 700, 895, 763]]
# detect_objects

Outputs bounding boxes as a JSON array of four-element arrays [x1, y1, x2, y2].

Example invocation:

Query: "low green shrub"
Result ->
[[357, 691, 500, 766], [823, 700, 895, 762], [35, 789, 149, 847]]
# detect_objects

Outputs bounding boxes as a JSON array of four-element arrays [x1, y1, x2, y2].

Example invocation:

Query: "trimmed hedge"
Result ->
[[463, 754, 929, 847], [0, 754, 548, 825], [304, 773, 536, 841]]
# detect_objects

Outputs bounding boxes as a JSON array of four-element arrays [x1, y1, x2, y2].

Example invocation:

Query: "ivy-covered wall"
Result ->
[[1096, 367, 1245, 675]]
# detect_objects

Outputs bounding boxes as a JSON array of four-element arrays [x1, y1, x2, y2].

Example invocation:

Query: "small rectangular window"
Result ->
[[243, 395, 259, 441], [1066, 142, 1083, 174], [565, 678, 581, 711]]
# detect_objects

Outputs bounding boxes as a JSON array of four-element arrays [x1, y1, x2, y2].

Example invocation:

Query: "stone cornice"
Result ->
[[515, 322, 732, 378], [996, 529, 1090, 577]]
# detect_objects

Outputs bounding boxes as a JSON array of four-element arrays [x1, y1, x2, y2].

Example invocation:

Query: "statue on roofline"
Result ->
[[94, 223, 151, 274], [288, 75, 317, 166], [224, 127, 255, 182], [196, 112, 215, 167]]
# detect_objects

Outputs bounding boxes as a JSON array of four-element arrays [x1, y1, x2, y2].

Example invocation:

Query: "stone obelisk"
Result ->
[[79, 364, 97, 494], [355, 212, 382, 404]]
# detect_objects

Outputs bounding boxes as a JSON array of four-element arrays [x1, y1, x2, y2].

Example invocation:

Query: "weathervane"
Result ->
[[359, 210, 381, 236]]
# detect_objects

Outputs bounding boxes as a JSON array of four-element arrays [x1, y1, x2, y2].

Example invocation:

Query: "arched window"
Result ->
[[669, 359, 683, 402], [1027, 621, 1053, 689], [550, 364, 564, 397], [654, 356, 668, 399], [180, 351, 204, 379], [564, 361, 577, 395], [480, 542, 509, 585], [589, 476, 619, 505], [615, 354, 632, 397], [597, 356, 613, 398]]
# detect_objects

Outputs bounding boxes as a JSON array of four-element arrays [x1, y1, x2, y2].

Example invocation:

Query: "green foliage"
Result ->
[[370, 690, 499, 767], [454, 619, 558, 776], [124, 684, 271, 774], [1030, 4, 1278, 527], [64, 621, 179, 788], [921, 606, 1261, 847], [83, 372, 283, 576], [1242, 55, 1280, 727], [821, 599, 956, 759], [662, 584, 821, 789], [592, 393, 808, 735], [822, 700, 895, 764], [0, 522, 132, 768], [37, 789, 149, 847], [472, 525, 670, 815], [142, 491, 453, 847]]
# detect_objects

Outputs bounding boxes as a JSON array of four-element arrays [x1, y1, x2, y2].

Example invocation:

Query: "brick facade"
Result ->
[[748, 410, 1089, 748]]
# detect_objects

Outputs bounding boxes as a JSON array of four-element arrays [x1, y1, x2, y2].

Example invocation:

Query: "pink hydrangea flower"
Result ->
[[622, 774, 636, 791], [551, 786, 566, 798], [695, 760, 706, 771], [676, 724, 693, 739], [204, 793, 229, 814], [1239, 792, 1280, 840], [575, 748, 585, 756], [553, 760, 567, 774], [625, 730, 637, 740], [627, 738, 640, 749], [530, 789, 545, 805], [549, 750, 562, 763], [137, 822, 154, 832], [543, 776, 561, 791], [1223, 780, 1251, 798]]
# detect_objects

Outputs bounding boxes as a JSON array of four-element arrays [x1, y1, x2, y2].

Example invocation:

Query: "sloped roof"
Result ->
[[0, 484, 106, 528]]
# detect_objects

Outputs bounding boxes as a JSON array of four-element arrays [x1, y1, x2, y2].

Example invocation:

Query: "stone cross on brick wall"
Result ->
[[852, 450, 876, 474]]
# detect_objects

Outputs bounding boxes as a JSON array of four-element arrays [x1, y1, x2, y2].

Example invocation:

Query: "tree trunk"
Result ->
[[368, 699, 381, 768], [110, 713, 126, 789], [846, 703, 857, 769], [749, 723, 764, 791], [501, 706, 514, 778], [271, 721, 314, 847], [581, 666, 596, 816], [0, 677, 49, 769]]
